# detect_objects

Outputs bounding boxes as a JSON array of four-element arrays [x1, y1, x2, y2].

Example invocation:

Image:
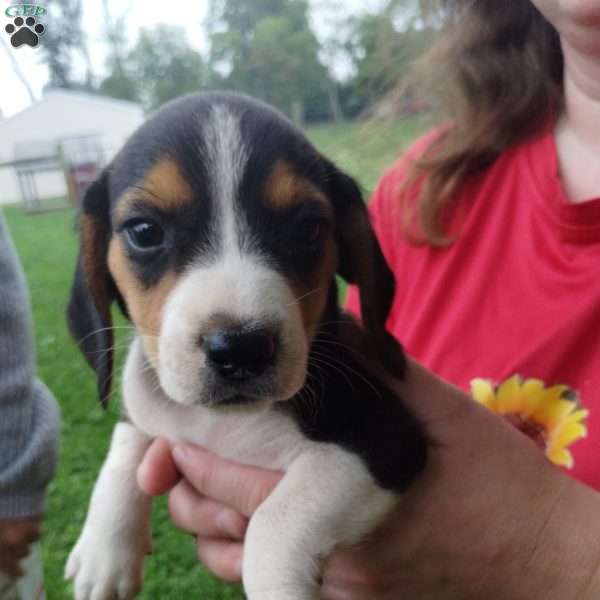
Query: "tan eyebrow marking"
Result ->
[[263, 160, 329, 210], [115, 157, 193, 220]]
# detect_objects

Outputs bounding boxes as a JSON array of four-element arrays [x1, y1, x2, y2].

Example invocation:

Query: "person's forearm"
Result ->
[[535, 478, 600, 600], [479, 456, 600, 600], [0, 214, 60, 518]]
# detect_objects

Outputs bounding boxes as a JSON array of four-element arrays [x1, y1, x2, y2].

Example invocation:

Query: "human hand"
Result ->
[[0, 517, 41, 577], [138, 360, 600, 599], [138, 437, 281, 582]]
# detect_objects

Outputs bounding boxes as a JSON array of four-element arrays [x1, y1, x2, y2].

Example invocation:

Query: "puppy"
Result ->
[[65, 92, 426, 600]]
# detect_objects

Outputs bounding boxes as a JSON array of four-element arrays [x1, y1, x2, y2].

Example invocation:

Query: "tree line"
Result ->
[[40, 0, 434, 123]]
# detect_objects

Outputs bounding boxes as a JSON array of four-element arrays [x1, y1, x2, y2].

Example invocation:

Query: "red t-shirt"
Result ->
[[346, 126, 600, 489]]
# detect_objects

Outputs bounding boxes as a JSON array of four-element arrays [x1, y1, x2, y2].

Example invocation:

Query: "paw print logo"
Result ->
[[5, 16, 45, 48]]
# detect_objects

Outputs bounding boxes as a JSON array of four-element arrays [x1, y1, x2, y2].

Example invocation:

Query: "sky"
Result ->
[[0, 0, 209, 117], [0, 0, 385, 119]]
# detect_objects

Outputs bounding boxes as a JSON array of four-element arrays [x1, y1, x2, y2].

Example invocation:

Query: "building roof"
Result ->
[[43, 88, 143, 110], [0, 88, 143, 126], [0, 88, 145, 166]]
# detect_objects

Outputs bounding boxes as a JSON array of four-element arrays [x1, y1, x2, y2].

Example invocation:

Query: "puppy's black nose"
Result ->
[[204, 328, 277, 381]]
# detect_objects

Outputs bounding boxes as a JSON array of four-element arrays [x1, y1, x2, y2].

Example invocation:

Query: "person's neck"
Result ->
[[554, 39, 600, 203], [561, 39, 600, 144]]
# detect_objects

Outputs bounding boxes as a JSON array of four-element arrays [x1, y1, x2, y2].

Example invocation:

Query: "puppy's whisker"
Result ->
[[313, 350, 380, 396], [300, 372, 321, 420], [296, 376, 316, 417], [112, 364, 158, 399], [312, 337, 356, 352], [311, 350, 383, 402], [85, 343, 133, 356], [75, 325, 137, 345], [306, 364, 325, 399], [287, 287, 321, 306], [85, 332, 160, 358], [85, 334, 140, 356], [309, 353, 357, 394]]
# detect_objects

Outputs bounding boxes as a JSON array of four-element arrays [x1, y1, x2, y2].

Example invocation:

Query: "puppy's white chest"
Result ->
[[122, 339, 308, 469]]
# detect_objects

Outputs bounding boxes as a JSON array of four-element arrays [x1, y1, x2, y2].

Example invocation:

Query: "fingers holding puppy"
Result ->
[[138, 439, 282, 516], [169, 480, 248, 541], [137, 437, 181, 495], [137, 438, 282, 583], [169, 444, 282, 518], [165, 474, 247, 582], [196, 539, 244, 583]]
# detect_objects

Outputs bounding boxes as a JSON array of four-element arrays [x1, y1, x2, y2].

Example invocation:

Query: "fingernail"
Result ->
[[217, 510, 245, 540], [235, 553, 244, 578], [172, 444, 189, 465]]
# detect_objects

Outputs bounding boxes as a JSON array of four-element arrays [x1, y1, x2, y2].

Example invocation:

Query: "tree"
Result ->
[[343, 1, 435, 116], [311, 0, 353, 122], [1, 37, 36, 102], [97, 25, 207, 110], [249, 15, 329, 121], [128, 26, 207, 110], [97, 1, 139, 103], [98, 66, 139, 104], [41, 0, 91, 88], [208, 0, 331, 123], [207, 0, 300, 47]]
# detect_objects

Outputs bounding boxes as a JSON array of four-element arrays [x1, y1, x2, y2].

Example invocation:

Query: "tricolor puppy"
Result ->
[[65, 92, 426, 600]]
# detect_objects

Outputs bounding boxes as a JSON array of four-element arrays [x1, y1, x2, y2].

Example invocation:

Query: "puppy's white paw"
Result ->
[[65, 529, 147, 600]]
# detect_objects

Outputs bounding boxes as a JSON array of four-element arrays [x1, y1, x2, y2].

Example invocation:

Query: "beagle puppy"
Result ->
[[65, 92, 426, 600]]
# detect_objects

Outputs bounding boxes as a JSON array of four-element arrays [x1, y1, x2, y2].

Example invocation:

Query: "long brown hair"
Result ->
[[403, 0, 563, 244]]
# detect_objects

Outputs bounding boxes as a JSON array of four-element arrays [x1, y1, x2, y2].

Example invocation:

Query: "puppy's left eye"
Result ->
[[296, 219, 325, 245], [124, 219, 165, 251]]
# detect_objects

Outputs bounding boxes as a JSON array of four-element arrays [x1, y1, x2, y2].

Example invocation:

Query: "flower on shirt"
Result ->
[[470, 375, 588, 469]]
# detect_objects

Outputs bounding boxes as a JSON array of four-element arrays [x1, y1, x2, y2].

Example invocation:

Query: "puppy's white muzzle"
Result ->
[[158, 255, 308, 407]]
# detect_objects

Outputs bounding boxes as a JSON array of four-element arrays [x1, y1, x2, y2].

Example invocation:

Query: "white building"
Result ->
[[0, 89, 144, 205]]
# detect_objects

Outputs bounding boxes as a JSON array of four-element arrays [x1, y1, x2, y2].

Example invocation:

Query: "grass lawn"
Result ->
[[4, 115, 426, 599]]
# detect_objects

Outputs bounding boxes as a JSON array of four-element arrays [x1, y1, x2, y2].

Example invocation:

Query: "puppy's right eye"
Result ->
[[124, 219, 165, 251]]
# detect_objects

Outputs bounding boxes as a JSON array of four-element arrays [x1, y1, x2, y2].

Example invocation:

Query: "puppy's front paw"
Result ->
[[65, 528, 148, 600]]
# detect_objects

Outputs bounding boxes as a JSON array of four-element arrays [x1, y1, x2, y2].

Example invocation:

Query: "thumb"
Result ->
[[138, 438, 182, 496], [172, 443, 282, 517]]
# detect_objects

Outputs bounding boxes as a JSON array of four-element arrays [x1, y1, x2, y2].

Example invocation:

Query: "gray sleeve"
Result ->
[[0, 213, 60, 519]]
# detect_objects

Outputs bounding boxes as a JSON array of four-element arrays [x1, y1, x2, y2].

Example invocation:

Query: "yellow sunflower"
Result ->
[[470, 375, 588, 469]]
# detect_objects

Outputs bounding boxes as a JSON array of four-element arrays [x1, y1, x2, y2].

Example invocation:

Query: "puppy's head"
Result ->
[[68, 92, 398, 408]]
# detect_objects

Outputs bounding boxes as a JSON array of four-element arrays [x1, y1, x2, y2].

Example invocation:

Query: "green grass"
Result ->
[[306, 115, 429, 193], [3, 116, 426, 599]]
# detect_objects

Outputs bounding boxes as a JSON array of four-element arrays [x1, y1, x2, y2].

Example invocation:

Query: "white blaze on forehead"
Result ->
[[201, 104, 249, 254]]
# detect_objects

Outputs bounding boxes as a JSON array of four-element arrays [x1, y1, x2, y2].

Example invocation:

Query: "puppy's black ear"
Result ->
[[327, 162, 406, 377], [67, 170, 116, 408]]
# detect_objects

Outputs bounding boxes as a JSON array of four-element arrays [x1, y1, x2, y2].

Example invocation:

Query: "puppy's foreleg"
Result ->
[[243, 444, 396, 600], [65, 422, 152, 600]]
